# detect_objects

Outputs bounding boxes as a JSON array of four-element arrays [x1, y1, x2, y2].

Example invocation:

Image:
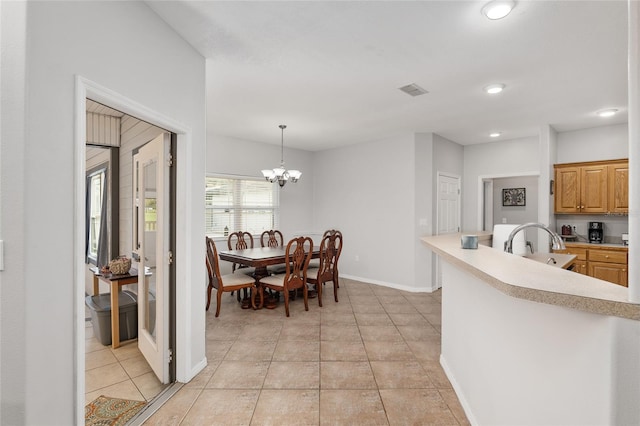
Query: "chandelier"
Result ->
[[261, 124, 302, 188]]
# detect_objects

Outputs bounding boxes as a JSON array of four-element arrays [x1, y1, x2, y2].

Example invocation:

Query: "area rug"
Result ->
[[85, 395, 146, 426]]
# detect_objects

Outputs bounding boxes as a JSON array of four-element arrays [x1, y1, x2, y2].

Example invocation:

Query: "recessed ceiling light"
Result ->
[[484, 83, 505, 94], [482, 0, 516, 20], [490, 132, 501, 138], [597, 108, 618, 118]]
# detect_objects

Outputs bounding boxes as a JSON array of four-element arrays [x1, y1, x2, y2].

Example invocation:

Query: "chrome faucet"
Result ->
[[504, 223, 566, 254]]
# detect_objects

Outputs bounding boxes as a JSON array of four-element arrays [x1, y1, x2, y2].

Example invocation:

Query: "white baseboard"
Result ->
[[340, 274, 437, 293], [440, 354, 478, 426]]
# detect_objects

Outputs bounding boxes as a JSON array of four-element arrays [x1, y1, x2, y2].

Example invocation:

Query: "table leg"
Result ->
[[111, 282, 120, 349]]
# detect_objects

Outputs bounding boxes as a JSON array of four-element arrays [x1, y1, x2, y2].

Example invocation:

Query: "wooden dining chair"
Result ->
[[227, 231, 255, 302], [260, 229, 288, 275], [258, 236, 313, 317], [260, 230, 284, 248], [306, 230, 343, 306], [206, 237, 257, 317]]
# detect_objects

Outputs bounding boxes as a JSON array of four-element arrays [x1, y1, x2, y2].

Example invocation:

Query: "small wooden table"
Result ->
[[91, 267, 139, 349]]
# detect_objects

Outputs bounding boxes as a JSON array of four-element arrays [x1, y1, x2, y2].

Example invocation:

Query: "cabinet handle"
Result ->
[[605, 255, 610, 259], [623, 269, 627, 272]]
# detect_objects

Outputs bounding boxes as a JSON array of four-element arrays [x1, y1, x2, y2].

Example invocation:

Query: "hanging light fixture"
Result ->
[[261, 125, 302, 188]]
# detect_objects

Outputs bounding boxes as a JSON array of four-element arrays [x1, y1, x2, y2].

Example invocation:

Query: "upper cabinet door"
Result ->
[[555, 166, 581, 213], [580, 165, 608, 213], [608, 162, 629, 214]]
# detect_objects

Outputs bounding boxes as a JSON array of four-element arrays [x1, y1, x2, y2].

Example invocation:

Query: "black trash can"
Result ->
[[85, 290, 138, 346]]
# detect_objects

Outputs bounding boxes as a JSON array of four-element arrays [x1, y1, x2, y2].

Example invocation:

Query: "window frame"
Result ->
[[86, 165, 107, 265], [205, 174, 280, 239]]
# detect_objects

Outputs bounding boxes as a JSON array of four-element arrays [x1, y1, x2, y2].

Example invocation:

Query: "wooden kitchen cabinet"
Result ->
[[608, 161, 629, 214], [554, 159, 627, 214], [555, 243, 628, 286]]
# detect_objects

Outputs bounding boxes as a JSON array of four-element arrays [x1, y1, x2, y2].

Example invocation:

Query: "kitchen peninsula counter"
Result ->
[[421, 233, 640, 425], [422, 233, 639, 320]]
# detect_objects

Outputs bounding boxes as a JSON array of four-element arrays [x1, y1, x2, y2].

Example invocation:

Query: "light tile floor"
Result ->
[[85, 307, 167, 406], [142, 278, 470, 425]]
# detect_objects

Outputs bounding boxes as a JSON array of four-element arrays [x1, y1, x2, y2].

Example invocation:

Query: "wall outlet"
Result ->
[[502, 218, 507, 224], [355, 255, 360, 262]]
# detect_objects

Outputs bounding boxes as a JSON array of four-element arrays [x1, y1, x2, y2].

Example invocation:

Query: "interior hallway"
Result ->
[[142, 278, 469, 425]]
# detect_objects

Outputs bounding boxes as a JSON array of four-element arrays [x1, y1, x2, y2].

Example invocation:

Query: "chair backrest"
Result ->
[[260, 230, 284, 248], [283, 236, 314, 290], [227, 231, 254, 272], [227, 231, 254, 250], [492, 224, 526, 255], [205, 236, 222, 290], [317, 230, 343, 280]]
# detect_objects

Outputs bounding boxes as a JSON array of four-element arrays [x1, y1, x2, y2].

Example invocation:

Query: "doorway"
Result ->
[[84, 101, 175, 405], [435, 172, 461, 289]]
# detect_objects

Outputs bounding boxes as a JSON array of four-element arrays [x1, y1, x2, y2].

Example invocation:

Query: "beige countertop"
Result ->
[[422, 233, 640, 321]]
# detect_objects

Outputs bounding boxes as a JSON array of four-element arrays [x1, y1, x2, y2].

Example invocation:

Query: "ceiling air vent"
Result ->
[[398, 83, 428, 97]]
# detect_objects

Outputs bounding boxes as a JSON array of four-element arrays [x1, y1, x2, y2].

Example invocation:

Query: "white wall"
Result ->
[[463, 136, 540, 232], [556, 123, 628, 163], [206, 134, 315, 241], [492, 176, 540, 250], [312, 134, 420, 290], [0, 2, 206, 424]]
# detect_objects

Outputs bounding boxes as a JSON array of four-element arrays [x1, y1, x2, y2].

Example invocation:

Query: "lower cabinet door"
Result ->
[[588, 262, 628, 287]]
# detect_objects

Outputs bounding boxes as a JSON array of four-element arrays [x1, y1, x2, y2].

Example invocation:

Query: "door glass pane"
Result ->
[[143, 159, 157, 341]]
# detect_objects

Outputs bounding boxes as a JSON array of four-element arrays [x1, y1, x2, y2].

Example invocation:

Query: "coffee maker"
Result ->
[[588, 222, 604, 243]]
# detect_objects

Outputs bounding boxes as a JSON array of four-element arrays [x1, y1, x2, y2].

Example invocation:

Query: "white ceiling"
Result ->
[[147, 1, 628, 151]]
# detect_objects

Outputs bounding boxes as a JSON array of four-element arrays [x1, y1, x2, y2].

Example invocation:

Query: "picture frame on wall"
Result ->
[[502, 187, 526, 206]]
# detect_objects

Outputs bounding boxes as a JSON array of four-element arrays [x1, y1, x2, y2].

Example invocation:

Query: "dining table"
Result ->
[[218, 246, 320, 308]]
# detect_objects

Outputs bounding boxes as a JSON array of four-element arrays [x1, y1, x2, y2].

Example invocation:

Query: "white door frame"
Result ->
[[74, 77, 195, 422], [435, 172, 461, 289]]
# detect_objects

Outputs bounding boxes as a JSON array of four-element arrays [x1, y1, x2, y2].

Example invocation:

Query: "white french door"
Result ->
[[134, 133, 171, 384]]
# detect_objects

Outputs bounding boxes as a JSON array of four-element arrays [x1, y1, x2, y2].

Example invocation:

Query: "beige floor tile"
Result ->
[[132, 371, 166, 401], [237, 322, 282, 341], [439, 388, 471, 425], [354, 312, 393, 326], [349, 295, 380, 305], [371, 285, 403, 296], [320, 340, 368, 361], [142, 387, 201, 426], [85, 379, 145, 406], [351, 303, 386, 313], [320, 361, 377, 389], [358, 325, 403, 342], [86, 336, 107, 354], [320, 324, 362, 341], [120, 353, 153, 378], [424, 312, 443, 326], [280, 323, 320, 341], [421, 360, 453, 389], [183, 361, 220, 389], [397, 324, 440, 340], [206, 339, 234, 361], [180, 389, 259, 425], [376, 294, 409, 304], [206, 361, 270, 389], [363, 341, 417, 361], [111, 339, 143, 361], [412, 301, 442, 315], [252, 389, 319, 426], [370, 361, 434, 389], [263, 361, 319, 389], [272, 340, 320, 362], [382, 302, 419, 314], [388, 312, 430, 326], [406, 337, 442, 362], [85, 362, 130, 393], [380, 389, 458, 425], [225, 340, 277, 361], [318, 300, 353, 313], [320, 312, 356, 325], [206, 324, 246, 341], [85, 348, 118, 371], [320, 390, 388, 425]]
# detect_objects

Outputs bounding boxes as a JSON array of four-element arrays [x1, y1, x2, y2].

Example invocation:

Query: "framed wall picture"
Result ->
[[502, 187, 526, 206]]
